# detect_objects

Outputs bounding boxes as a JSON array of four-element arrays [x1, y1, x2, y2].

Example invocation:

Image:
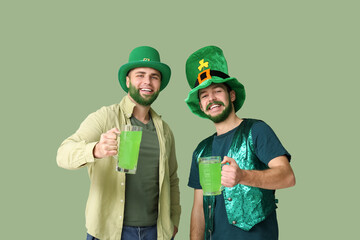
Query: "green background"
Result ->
[[1, 0, 359, 239]]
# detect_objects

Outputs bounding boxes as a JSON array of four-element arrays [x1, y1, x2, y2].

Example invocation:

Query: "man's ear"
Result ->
[[230, 90, 236, 102], [126, 76, 130, 88]]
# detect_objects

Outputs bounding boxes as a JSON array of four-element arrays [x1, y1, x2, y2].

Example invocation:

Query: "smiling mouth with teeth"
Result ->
[[140, 88, 153, 93], [209, 104, 221, 110], [206, 101, 225, 111]]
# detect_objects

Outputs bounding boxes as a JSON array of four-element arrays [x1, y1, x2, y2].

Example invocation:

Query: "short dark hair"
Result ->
[[223, 83, 232, 93], [197, 82, 232, 99]]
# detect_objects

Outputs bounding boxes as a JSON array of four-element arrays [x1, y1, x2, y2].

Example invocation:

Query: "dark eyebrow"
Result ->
[[213, 86, 225, 90], [198, 89, 207, 96], [133, 71, 160, 78], [151, 73, 161, 77], [211, 84, 228, 93]]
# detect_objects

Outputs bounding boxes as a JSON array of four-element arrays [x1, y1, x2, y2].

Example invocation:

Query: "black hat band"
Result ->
[[194, 69, 230, 88]]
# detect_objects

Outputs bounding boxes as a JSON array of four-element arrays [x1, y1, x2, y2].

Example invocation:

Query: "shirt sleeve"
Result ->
[[251, 121, 291, 166], [187, 150, 202, 189], [56, 107, 106, 170]]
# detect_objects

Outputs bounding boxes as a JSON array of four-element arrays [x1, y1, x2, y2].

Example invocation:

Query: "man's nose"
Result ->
[[208, 93, 217, 101], [142, 75, 151, 84]]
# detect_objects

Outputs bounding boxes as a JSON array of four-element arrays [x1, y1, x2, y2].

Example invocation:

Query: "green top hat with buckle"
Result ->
[[118, 46, 171, 92], [185, 46, 246, 118]]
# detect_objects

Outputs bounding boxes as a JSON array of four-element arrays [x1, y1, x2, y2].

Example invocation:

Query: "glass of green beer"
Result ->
[[116, 125, 142, 174], [199, 156, 222, 196]]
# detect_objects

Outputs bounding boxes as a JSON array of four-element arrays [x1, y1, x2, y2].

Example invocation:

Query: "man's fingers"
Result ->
[[221, 158, 235, 173], [221, 156, 231, 165], [106, 150, 118, 156], [221, 156, 240, 174], [221, 176, 232, 187], [101, 139, 118, 146], [104, 144, 118, 151], [102, 133, 118, 140], [221, 173, 238, 188], [109, 127, 121, 137], [108, 127, 120, 134], [221, 156, 237, 165], [94, 128, 121, 158], [101, 128, 120, 140]]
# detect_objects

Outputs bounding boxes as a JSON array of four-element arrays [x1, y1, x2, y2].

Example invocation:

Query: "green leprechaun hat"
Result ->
[[118, 46, 171, 92], [185, 46, 246, 118]]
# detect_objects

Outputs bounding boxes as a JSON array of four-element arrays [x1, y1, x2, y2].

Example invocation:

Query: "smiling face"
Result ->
[[126, 67, 161, 106], [198, 83, 236, 123]]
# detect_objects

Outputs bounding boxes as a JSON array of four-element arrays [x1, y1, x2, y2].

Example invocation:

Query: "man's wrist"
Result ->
[[88, 142, 99, 161]]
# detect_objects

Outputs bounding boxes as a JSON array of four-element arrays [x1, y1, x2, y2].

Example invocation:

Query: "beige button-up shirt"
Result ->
[[56, 96, 181, 240]]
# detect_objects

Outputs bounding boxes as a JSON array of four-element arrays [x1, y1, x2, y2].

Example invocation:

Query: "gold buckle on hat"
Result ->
[[197, 69, 211, 86]]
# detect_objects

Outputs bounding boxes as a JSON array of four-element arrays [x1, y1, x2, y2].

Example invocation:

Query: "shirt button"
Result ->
[[119, 216, 122, 219], [121, 182, 124, 186], [228, 197, 232, 201], [120, 199, 124, 203], [232, 221, 237, 225]]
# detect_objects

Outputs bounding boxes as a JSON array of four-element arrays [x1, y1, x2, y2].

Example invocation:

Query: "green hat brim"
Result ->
[[185, 77, 246, 119], [118, 61, 171, 92]]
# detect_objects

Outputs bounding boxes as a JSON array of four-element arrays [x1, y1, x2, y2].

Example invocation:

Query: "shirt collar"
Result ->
[[120, 95, 161, 120], [120, 95, 136, 119]]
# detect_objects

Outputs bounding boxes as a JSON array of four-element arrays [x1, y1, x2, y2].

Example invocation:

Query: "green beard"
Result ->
[[128, 82, 160, 106], [206, 96, 233, 123]]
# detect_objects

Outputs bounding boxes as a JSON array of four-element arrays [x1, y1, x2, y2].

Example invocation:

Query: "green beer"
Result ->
[[117, 125, 142, 174], [199, 156, 222, 196]]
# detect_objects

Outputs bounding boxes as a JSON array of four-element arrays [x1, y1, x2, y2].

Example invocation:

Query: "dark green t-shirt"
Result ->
[[123, 116, 160, 226]]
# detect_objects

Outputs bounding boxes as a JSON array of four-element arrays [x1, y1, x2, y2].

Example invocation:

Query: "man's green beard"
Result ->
[[206, 96, 233, 123], [128, 82, 160, 106]]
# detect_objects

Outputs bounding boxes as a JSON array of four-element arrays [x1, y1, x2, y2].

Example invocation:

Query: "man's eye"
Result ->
[[201, 95, 208, 99]]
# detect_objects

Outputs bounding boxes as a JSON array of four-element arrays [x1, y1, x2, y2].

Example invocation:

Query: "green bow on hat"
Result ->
[[185, 46, 246, 119], [118, 46, 171, 92]]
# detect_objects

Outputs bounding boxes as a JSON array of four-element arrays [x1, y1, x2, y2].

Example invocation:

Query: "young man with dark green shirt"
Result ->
[[185, 46, 295, 240]]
